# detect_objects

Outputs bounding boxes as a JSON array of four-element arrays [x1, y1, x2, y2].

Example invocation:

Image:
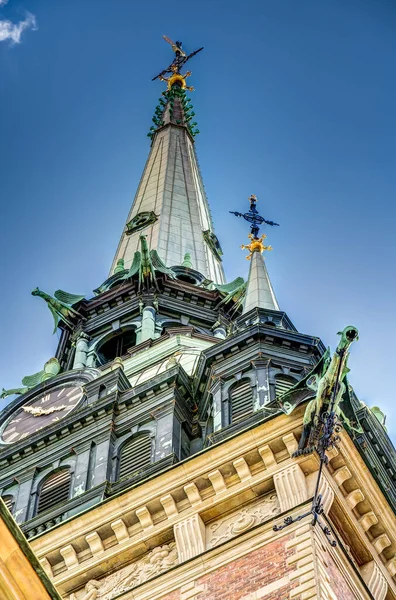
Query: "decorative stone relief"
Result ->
[[206, 493, 280, 549], [68, 542, 178, 600]]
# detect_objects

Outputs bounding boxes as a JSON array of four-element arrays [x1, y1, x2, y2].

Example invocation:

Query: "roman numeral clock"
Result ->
[[0, 385, 84, 445]]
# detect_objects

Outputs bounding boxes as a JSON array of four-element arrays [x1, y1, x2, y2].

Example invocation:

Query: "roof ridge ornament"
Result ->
[[152, 35, 203, 91]]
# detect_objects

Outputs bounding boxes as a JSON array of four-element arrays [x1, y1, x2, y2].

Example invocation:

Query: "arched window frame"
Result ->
[[89, 323, 139, 367], [273, 373, 298, 399], [34, 468, 72, 517], [28, 458, 76, 520], [228, 374, 255, 424], [112, 428, 155, 482]]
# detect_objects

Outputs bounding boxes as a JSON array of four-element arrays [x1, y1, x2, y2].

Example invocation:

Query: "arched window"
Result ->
[[275, 374, 297, 398], [1, 495, 14, 514], [36, 469, 71, 515], [264, 321, 276, 327], [96, 329, 136, 366], [98, 384, 107, 399], [118, 434, 152, 480], [229, 379, 253, 423]]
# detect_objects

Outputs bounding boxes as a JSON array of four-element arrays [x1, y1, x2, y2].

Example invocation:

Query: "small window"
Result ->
[[118, 434, 152, 480], [1, 495, 14, 514], [230, 379, 253, 423], [98, 384, 107, 399], [96, 330, 136, 366], [275, 374, 297, 398], [37, 469, 71, 515]]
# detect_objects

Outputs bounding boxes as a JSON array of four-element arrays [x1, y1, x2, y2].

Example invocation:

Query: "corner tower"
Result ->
[[111, 38, 225, 284]]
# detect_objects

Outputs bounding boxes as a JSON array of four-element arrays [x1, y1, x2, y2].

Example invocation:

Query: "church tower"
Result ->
[[0, 38, 395, 600]]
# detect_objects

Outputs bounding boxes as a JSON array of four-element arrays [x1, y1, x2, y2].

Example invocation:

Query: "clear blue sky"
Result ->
[[0, 0, 395, 441]]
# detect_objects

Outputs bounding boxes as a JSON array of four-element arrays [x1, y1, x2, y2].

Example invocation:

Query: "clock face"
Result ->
[[0, 385, 83, 445]]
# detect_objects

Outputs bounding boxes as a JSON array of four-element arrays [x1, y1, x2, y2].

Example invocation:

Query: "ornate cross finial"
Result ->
[[230, 194, 279, 258], [152, 36, 204, 91], [230, 194, 279, 239]]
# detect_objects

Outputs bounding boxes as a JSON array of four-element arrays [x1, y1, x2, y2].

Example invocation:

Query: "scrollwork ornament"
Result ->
[[69, 542, 178, 600]]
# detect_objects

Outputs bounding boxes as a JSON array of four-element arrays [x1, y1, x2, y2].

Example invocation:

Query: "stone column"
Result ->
[[137, 306, 156, 343], [86, 348, 97, 368], [73, 333, 90, 369]]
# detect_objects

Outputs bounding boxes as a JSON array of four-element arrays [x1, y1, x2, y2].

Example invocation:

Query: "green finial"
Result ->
[[114, 258, 125, 274], [182, 252, 193, 268]]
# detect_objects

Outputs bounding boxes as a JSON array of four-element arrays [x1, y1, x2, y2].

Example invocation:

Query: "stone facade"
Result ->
[[14, 412, 393, 600]]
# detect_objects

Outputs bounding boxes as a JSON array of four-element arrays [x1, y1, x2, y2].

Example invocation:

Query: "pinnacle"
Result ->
[[242, 249, 279, 314]]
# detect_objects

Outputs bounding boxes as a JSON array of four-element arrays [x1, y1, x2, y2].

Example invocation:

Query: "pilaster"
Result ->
[[274, 464, 308, 512], [174, 514, 205, 562]]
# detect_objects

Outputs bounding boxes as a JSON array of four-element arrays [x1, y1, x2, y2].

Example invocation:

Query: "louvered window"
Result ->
[[2, 495, 14, 514], [37, 470, 71, 515], [118, 434, 152, 480], [230, 380, 253, 423], [275, 375, 297, 398]]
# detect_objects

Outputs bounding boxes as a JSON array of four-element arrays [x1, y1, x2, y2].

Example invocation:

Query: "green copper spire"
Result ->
[[110, 38, 225, 284]]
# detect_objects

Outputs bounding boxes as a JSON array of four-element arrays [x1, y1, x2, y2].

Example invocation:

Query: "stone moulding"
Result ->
[[29, 414, 396, 598]]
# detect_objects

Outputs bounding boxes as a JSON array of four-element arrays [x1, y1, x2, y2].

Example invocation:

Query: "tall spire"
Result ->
[[110, 38, 225, 284], [231, 195, 280, 314], [242, 236, 280, 313]]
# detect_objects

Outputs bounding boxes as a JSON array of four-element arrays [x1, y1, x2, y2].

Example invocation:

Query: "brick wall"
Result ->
[[194, 534, 296, 600], [323, 549, 356, 600]]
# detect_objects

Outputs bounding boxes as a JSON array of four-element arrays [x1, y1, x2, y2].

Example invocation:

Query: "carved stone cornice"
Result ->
[[28, 408, 396, 598]]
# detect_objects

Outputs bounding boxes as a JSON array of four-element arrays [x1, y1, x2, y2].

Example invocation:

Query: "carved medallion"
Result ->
[[206, 493, 280, 549], [126, 211, 158, 235]]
